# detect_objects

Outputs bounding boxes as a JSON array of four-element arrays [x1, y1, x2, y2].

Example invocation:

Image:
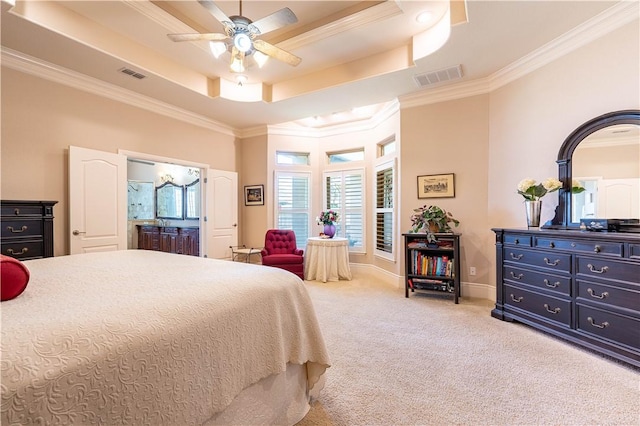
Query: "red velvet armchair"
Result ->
[[261, 229, 304, 280]]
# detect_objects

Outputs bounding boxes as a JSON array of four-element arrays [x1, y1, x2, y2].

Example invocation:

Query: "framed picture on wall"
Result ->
[[244, 184, 264, 206], [417, 173, 455, 199]]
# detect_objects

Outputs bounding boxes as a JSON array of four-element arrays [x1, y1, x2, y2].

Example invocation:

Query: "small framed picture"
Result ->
[[417, 173, 455, 199], [244, 184, 264, 206]]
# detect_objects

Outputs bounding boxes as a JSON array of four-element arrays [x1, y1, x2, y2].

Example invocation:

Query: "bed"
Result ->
[[0, 250, 330, 425]]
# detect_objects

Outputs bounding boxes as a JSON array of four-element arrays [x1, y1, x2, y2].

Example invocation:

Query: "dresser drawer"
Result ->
[[577, 280, 640, 315], [504, 234, 532, 247], [504, 265, 571, 296], [1, 240, 44, 260], [535, 237, 623, 257], [504, 247, 571, 273], [504, 284, 571, 327], [1, 220, 44, 239], [576, 256, 640, 285], [1, 204, 45, 217], [630, 244, 640, 260], [576, 304, 640, 350]]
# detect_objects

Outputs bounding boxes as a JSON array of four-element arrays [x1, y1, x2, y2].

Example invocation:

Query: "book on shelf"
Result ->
[[411, 252, 454, 277]]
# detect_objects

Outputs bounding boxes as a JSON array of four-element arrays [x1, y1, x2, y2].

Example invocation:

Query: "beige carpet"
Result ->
[[297, 273, 639, 426]]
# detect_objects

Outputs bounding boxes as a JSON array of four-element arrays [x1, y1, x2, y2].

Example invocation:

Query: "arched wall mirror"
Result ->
[[156, 181, 184, 220], [546, 110, 640, 229]]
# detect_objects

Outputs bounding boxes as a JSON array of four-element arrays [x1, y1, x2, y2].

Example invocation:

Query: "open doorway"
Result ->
[[127, 159, 201, 250]]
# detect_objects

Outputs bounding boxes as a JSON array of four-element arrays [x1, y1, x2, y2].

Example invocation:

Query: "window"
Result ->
[[375, 161, 395, 259], [323, 169, 364, 250], [274, 171, 311, 248], [327, 149, 365, 164], [276, 151, 310, 165], [378, 137, 396, 157]]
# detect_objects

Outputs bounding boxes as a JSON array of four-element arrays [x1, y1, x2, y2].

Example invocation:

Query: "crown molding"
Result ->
[[399, 1, 638, 109], [3, 2, 636, 138], [489, 0, 639, 91], [1, 47, 237, 137]]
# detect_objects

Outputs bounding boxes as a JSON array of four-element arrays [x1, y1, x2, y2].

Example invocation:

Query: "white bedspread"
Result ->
[[0, 250, 330, 425]]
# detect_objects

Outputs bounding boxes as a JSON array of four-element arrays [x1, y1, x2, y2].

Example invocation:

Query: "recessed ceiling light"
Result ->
[[416, 11, 433, 24]]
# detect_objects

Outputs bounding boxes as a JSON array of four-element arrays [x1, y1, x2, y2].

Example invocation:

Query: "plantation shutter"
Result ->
[[324, 169, 364, 250], [275, 172, 310, 248], [375, 165, 393, 255]]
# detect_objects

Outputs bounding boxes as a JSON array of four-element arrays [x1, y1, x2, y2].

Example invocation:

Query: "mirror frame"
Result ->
[[184, 179, 200, 220], [155, 181, 185, 220], [545, 109, 640, 229]]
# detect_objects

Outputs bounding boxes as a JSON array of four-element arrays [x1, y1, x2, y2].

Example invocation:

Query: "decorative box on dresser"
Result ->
[[492, 228, 640, 368], [1, 200, 58, 260]]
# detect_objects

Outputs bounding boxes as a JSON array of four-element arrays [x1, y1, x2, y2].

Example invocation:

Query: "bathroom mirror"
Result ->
[[156, 181, 184, 220], [546, 110, 640, 229], [185, 179, 200, 220]]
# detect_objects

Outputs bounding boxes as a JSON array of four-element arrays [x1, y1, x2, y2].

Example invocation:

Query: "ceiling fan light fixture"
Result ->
[[209, 41, 227, 58], [230, 54, 245, 73], [233, 33, 252, 53], [253, 50, 269, 68], [235, 74, 248, 86]]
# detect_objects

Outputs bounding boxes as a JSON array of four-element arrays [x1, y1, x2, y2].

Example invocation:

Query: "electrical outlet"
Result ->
[[469, 266, 476, 276]]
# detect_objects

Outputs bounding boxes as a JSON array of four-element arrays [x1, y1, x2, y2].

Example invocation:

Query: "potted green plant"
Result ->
[[409, 205, 460, 243]]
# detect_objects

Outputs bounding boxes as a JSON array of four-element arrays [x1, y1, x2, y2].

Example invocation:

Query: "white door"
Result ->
[[69, 146, 127, 254], [205, 169, 238, 259], [598, 178, 640, 218]]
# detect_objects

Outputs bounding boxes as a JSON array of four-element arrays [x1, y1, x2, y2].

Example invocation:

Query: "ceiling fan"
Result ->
[[168, 0, 301, 73]]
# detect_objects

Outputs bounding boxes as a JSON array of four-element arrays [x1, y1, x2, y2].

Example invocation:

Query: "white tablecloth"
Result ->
[[304, 237, 352, 282]]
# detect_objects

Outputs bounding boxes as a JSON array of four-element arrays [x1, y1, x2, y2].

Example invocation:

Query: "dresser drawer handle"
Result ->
[[7, 225, 28, 233], [510, 253, 523, 260], [13, 208, 20, 215], [514, 238, 520, 244], [587, 317, 609, 329], [587, 264, 609, 274], [6, 247, 28, 255], [543, 279, 560, 288], [587, 288, 609, 299], [543, 304, 561, 314], [510, 272, 524, 280], [543, 258, 560, 266], [593, 245, 601, 253], [510, 294, 523, 303], [548, 242, 555, 248]]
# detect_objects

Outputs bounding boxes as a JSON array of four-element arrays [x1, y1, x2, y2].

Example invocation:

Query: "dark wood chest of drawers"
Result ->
[[493, 228, 640, 368], [1, 200, 58, 260], [136, 225, 199, 256]]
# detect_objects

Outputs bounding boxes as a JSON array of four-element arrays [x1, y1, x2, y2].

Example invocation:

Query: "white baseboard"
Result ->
[[349, 263, 494, 302]]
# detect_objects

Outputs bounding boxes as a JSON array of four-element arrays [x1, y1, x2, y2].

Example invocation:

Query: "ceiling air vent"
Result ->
[[414, 65, 463, 88], [119, 67, 147, 80]]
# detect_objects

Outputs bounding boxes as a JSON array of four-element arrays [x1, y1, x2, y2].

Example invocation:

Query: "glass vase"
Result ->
[[323, 224, 336, 238]]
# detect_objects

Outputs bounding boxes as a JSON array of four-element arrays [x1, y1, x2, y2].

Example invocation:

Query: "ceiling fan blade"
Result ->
[[198, 0, 235, 28], [250, 7, 298, 35], [253, 39, 301, 67], [168, 33, 228, 42]]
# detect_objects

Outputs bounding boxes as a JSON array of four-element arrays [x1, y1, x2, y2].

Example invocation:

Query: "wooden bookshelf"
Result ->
[[403, 233, 461, 303]]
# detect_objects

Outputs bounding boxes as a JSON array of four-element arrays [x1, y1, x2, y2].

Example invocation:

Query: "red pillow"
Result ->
[[1, 254, 30, 301]]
